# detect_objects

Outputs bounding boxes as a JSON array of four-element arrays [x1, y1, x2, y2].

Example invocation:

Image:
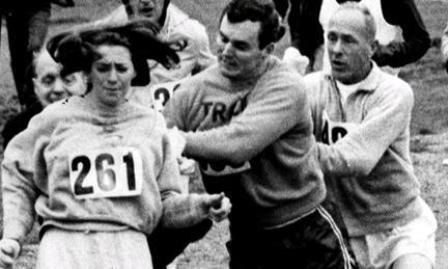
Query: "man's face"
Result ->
[[33, 54, 86, 107], [128, 0, 165, 24], [326, 9, 373, 84], [216, 15, 269, 80]]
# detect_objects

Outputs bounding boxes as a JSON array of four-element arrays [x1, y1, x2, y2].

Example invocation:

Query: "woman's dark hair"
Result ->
[[47, 19, 179, 86], [220, 0, 285, 49]]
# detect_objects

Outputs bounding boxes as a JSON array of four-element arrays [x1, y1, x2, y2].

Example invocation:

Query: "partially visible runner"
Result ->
[[2, 49, 86, 148], [164, 0, 357, 268], [0, 20, 230, 269], [304, 3, 437, 268]]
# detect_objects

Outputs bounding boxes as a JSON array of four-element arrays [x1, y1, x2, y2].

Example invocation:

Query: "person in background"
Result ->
[[0, 21, 230, 269], [2, 48, 86, 148], [272, 0, 289, 18], [164, 0, 357, 268], [284, 0, 430, 74], [268, 0, 312, 75], [304, 3, 437, 268], [0, 0, 75, 109]]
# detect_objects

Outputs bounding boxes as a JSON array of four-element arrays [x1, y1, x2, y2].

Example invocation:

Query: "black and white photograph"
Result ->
[[0, 0, 447, 268]]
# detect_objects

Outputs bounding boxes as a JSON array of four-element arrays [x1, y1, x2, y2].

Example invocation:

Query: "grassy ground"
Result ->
[[1, 0, 448, 268]]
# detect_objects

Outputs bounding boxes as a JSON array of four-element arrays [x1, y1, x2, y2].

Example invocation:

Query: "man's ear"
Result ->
[[370, 39, 380, 58], [32, 77, 38, 89]]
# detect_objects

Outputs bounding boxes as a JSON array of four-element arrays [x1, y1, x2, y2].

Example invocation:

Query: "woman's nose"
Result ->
[[107, 68, 119, 82]]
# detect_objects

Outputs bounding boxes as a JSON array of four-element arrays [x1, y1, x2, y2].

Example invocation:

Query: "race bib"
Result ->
[[69, 147, 143, 199], [150, 81, 181, 112], [321, 111, 358, 145], [199, 161, 251, 177]]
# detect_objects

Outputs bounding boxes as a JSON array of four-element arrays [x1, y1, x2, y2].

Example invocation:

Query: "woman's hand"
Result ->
[[205, 193, 232, 222], [0, 239, 20, 269], [162, 193, 232, 228]]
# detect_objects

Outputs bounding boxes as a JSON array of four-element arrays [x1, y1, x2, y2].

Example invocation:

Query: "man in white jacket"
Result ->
[[304, 3, 437, 268]]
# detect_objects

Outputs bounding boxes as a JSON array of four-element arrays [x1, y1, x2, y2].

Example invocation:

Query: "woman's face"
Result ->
[[89, 45, 135, 108]]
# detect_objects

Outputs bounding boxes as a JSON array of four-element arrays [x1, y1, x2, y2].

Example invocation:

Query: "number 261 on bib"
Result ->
[[69, 147, 144, 199]]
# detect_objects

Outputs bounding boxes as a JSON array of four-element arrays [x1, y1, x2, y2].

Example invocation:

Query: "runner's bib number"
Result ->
[[321, 112, 358, 145], [150, 81, 180, 112], [69, 147, 143, 199]]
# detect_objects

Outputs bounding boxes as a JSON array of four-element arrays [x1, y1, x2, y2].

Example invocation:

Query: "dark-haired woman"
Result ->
[[0, 22, 230, 269]]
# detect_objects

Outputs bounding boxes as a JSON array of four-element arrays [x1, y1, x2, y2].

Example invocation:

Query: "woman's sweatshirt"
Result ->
[[2, 96, 183, 244]]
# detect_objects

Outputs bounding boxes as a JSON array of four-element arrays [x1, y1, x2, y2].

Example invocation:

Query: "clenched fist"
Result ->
[[0, 239, 20, 269]]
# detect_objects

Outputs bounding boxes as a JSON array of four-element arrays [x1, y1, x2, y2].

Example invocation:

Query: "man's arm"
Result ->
[[374, 0, 430, 67], [317, 80, 414, 177], [182, 77, 310, 164], [171, 12, 216, 75]]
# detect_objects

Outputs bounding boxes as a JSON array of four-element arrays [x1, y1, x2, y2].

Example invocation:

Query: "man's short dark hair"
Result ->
[[220, 0, 285, 49]]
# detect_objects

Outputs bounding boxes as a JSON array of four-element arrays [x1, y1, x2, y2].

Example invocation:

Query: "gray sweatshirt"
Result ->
[[2, 97, 183, 244], [304, 64, 425, 236]]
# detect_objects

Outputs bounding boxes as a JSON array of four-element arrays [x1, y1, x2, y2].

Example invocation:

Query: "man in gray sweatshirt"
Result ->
[[304, 3, 437, 269], [164, 0, 357, 268]]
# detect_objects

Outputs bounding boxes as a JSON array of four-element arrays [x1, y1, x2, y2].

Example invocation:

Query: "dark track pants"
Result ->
[[227, 200, 358, 269]]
